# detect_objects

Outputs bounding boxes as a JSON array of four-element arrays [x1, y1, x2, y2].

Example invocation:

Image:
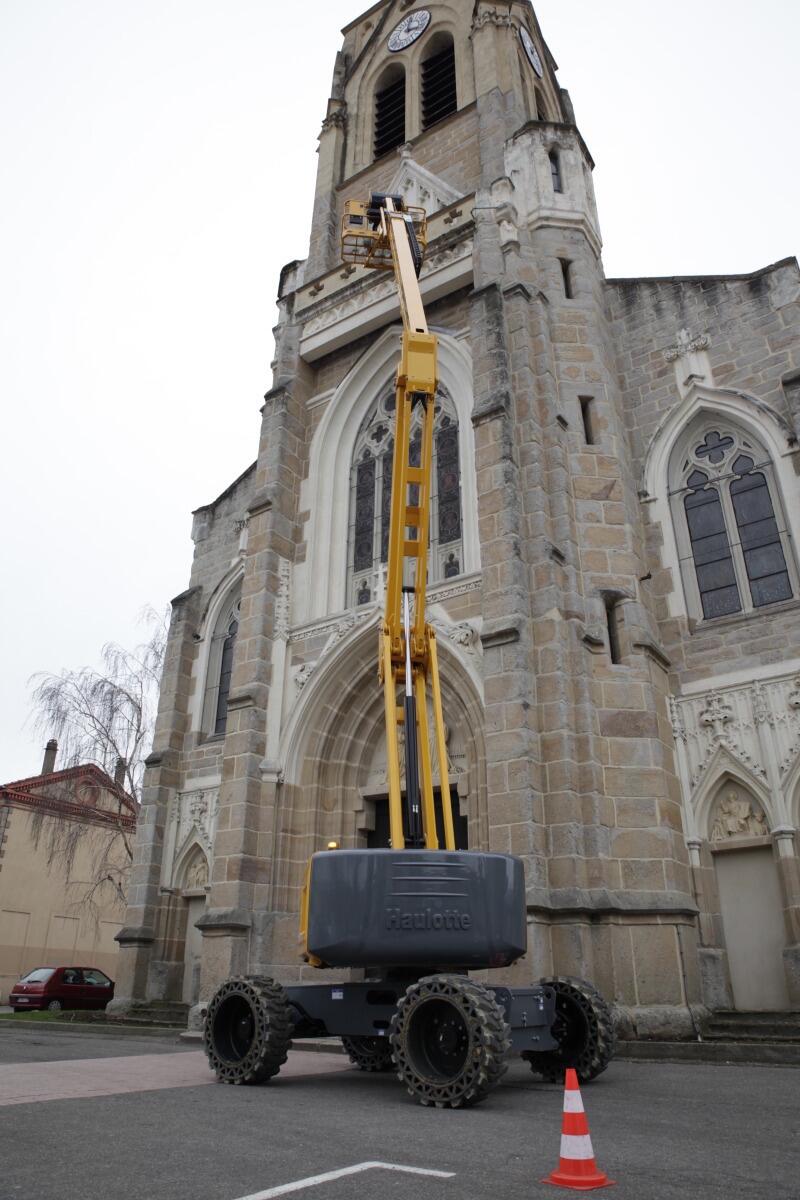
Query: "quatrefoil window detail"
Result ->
[[694, 431, 734, 464]]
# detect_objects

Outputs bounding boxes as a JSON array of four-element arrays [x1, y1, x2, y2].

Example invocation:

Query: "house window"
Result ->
[[201, 592, 241, 737], [347, 387, 463, 606], [421, 36, 457, 130], [559, 257, 573, 298], [374, 65, 406, 159], [671, 425, 795, 620]]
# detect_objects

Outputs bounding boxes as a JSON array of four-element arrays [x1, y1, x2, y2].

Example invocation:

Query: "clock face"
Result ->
[[519, 26, 544, 78], [387, 9, 431, 52]]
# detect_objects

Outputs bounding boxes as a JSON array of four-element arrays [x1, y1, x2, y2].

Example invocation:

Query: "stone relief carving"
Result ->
[[698, 692, 734, 742], [274, 559, 291, 640], [668, 694, 686, 742], [166, 786, 220, 890], [430, 617, 479, 653], [320, 108, 347, 134], [429, 574, 482, 604], [710, 789, 769, 841], [670, 670, 800, 843], [366, 710, 467, 793], [663, 329, 712, 395], [663, 329, 710, 364], [293, 662, 315, 692], [184, 852, 209, 889], [472, 8, 514, 30]]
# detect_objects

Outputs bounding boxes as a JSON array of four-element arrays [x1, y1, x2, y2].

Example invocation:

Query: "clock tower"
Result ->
[[113, 0, 800, 1034]]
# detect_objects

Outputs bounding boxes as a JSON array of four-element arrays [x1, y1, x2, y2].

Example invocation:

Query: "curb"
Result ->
[[0, 1019, 184, 1040], [616, 1039, 800, 1067]]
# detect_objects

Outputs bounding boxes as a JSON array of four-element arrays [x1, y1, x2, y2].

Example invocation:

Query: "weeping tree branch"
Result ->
[[26, 607, 168, 923]]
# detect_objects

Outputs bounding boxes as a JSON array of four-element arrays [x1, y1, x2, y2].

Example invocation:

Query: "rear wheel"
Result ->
[[46, 999, 63, 1012], [342, 1035, 394, 1072], [203, 976, 292, 1085], [523, 975, 615, 1084], [390, 974, 511, 1108]]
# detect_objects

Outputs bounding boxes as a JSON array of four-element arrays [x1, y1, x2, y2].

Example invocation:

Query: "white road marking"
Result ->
[[234, 1160, 455, 1199]]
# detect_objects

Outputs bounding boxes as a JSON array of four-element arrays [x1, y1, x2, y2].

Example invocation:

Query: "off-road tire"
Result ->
[[203, 975, 292, 1085], [523, 975, 615, 1084], [342, 1035, 395, 1072], [390, 974, 511, 1108]]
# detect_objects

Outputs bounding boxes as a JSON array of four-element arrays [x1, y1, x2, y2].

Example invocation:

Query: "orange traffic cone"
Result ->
[[542, 1068, 614, 1191]]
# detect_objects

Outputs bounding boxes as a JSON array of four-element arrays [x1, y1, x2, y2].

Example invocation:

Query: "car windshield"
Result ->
[[20, 968, 55, 983]]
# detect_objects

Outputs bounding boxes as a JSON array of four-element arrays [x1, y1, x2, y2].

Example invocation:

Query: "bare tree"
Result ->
[[26, 607, 168, 922]]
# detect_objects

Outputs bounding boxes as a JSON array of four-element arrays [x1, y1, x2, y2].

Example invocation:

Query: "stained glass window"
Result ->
[[436, 420, 461, 545], [673, 425, 795, 621], [353, 452, 376, 573], [214, 615, 239, 735], [729, 456, 792, 607], [348, 388, 463, 606], [684, 471, 741, 619]]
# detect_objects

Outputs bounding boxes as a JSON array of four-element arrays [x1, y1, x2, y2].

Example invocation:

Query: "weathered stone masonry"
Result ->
[[113, 0, 800, 1030]]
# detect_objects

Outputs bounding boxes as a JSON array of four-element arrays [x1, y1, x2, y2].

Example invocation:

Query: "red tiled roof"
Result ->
[[0, 763, 137, 828]]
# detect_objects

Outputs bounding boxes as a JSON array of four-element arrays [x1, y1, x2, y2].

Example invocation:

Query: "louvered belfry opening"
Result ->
[[421, 40, 457, 130], [374, 68, 406, 159]]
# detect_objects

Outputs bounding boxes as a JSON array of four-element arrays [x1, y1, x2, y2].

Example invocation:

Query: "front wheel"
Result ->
[[390, 974, 511, 1108], [203, 976, 292, 1085], [46, 999, 63, 1012], [523, 975, 615, 1083]]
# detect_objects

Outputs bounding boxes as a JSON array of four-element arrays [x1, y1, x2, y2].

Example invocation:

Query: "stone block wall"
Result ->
[[606, 259, 800, 685]]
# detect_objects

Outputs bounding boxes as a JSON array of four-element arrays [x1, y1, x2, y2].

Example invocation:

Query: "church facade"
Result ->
[[112, 0, 800, 1035]]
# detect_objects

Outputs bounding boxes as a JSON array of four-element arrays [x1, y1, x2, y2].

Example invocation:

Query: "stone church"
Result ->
[[112, 0, 800, 1035]]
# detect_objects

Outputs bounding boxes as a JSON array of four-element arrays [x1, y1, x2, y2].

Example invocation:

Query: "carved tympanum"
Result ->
[[185, 853, 209, 889], [710, 789, 768, 841]]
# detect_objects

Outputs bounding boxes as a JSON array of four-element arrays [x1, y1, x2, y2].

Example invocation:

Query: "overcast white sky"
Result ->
[[1, 1, 797, 781]]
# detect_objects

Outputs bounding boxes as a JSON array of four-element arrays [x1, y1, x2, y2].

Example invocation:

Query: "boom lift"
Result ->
[[203, 195, 615, 1107]]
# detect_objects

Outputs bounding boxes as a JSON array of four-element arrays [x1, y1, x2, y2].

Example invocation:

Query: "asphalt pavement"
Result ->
[[0, 1024, 797, 1200]]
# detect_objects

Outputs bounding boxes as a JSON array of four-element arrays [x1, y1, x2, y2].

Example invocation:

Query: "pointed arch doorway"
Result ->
[[364, 785, 469, 850], [709, 781, 789, 1010]]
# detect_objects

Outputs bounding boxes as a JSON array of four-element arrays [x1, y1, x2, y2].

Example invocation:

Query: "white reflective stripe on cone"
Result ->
[[563, 1091, 585, 1113], [560, 1134, 594, 1161]]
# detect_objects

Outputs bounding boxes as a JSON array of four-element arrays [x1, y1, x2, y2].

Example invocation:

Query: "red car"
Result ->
[[9, 967, 115, 1012]]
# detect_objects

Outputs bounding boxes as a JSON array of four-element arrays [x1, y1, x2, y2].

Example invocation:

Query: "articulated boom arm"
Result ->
[[341, 194, 456, 852]]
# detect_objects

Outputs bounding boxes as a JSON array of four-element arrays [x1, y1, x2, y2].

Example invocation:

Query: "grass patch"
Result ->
[[0, 1010, 98, 1023]]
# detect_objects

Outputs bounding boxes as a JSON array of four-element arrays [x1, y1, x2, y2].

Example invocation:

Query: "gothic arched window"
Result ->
[[670, 424, 795, 620], [421, 34, 457, 130], [201, 591, 241, 737], [374, 64, 406, 159], [347, 388, 463, 607]]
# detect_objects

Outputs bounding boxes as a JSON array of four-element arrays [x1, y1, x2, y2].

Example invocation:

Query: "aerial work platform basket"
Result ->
[[341, 194, 427, 273]]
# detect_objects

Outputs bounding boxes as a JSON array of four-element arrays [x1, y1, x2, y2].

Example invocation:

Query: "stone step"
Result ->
[[703, 1011, 800, 1043], [103, 1003, 189, 1029], [617, 1039, 800, 1067]]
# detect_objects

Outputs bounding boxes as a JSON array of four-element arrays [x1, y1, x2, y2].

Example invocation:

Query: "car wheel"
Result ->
[[47, 999, 63, 1012]]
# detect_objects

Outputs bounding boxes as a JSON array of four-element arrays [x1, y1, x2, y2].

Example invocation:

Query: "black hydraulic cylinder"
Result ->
[[403, 692, 423, 847], [402, 586, 423, 847]]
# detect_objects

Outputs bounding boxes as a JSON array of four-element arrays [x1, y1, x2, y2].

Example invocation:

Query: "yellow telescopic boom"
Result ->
[[341, 194, 456, 852]]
